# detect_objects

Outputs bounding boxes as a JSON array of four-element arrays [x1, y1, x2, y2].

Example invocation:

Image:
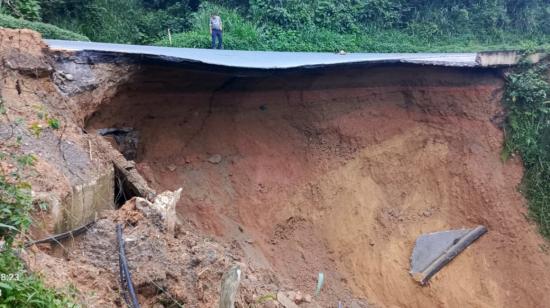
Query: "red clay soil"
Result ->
[[85, 64, 550, 308]]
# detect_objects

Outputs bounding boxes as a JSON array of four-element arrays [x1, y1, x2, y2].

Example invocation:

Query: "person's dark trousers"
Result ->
[[211, 29, 223, 49]]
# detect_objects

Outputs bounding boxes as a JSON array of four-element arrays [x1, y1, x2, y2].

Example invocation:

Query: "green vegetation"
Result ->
[[0, 145, 77, 307], [0, 13, 88, 40], [47, 117, 60, 130], [1, 151, 35, 248], [157, 3, 262, 50], [503, 59, 550, 238], [0, 251, 78, 308], [0, 0, 41, 21], [39, 0, 189, 44], [0, 1, 548, 51], [156, 3, 549, 52], [0, 176, 32, 247], [156, 0, 549, 52]]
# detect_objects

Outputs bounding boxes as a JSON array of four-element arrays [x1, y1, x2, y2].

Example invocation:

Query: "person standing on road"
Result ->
[[210, 13, 223, 49]]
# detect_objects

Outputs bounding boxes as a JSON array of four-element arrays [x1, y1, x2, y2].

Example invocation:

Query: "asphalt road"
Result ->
[[45, 39, 480, 69]]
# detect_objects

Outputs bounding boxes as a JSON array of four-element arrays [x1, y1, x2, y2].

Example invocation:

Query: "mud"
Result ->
[[2, 28, 550, 307], [82, 63, 550, 308], [24, 199, 286, 307]]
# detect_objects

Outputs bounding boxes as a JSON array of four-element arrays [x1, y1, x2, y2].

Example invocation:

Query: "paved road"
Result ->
[[45, 39, 480, 69]]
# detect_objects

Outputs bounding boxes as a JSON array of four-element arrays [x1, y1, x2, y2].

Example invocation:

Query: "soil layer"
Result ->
[[87, 65, 550, 307]]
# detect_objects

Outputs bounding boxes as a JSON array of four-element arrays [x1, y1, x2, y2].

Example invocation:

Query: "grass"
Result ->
[[3, 1, 545, 52], [159, 26, 550, 52], [0, 14, 88, 41], [156, 3, 262, 50], [155, 3, 550, 53]]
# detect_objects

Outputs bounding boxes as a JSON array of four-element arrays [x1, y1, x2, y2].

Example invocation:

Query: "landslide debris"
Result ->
[[22, 196, 292, 307], [3, 27, 550, 308], [85, 59, 550, 307]]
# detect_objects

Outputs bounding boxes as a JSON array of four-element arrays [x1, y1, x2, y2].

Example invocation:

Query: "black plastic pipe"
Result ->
[[116, 224, 140, 308]]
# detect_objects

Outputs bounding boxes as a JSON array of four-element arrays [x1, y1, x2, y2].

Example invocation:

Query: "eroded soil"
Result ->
[[87, 65, 550, 307], [3, 28, 550, 308]]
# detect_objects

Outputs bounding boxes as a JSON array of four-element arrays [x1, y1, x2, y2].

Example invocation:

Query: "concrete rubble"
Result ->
[[135, 188, 182, 235], [410, 226, 487, 285]]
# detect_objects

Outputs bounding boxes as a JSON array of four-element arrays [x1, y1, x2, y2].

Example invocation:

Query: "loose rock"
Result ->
[[208, 154, 223, 164], [277, 292, 299, 308], [62, 72, 75, 81], [294, 291, 303, 303], [262, 300, 279, 308]]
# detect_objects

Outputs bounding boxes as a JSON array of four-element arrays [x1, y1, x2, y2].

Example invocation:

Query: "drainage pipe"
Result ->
[[116, 224, 140, 308]]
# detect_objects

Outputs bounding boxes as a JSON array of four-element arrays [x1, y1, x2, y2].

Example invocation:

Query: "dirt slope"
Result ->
[[86, 64, 550, 307], [3, 27, 550, 308], [1, 29, 332, 307]]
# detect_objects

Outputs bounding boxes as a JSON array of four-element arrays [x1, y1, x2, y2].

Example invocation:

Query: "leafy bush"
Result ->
[[0, 13, 88, 40], [42, 0, 146, 44], [157, 3, 262, 50], [157, 3, 550, 53], [0, 0, 535, 50], [504, 60, 550, 237], [314, 0, 361, 33], [0, 148, 77, 306], [3, 0, 549, 49], [0, 176, 32, 246], [358, 0, 403, 27], [155, 0, 550, 52], [40, 0, 191, 44], [156, 3, 425, 51], [0, 251, 78, 307], [249, 0, 313, 30], [0, 0, 41, 21], [135, 4, 189, 44]]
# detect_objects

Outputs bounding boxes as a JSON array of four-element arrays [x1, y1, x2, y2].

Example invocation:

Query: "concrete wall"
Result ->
[[58, 165, 115, 232]]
